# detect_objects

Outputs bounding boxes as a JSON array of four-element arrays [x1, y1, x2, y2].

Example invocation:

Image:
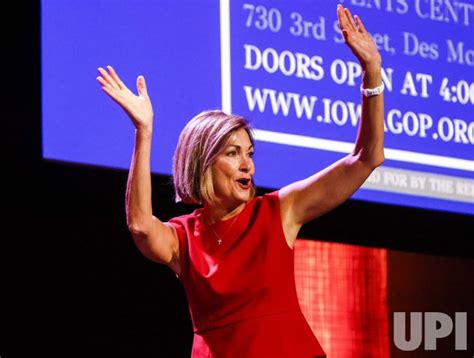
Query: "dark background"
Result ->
[[3, 1, 472, 357]]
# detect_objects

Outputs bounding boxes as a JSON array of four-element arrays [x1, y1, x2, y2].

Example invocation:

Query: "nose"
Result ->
[[239, 155, 252, 173]]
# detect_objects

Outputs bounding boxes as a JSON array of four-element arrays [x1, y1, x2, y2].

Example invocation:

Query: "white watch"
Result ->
[[360, 82, 384, 97]]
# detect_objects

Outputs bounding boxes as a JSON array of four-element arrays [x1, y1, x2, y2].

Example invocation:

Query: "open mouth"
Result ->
[[236, 178, 251, 189]]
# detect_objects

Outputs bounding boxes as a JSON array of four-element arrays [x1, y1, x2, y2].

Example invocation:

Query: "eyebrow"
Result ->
[[226, 144, 254, 150]]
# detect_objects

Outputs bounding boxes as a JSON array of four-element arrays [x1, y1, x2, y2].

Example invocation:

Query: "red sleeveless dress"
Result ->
[[169, 191, 325, 358]]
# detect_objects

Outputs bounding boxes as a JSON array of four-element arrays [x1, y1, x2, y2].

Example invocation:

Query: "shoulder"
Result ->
[[263, 190, 279, 200], [249, 190, 280, 216], [168, 211, 198, 227], [262, 190, 280, 206], [165, 210, 200, 277], [167, 210, 201, 239], [167, 210, 200, 240]]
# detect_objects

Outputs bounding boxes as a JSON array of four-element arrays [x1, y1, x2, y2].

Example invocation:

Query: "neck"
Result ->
[[202, 201, 246, 225]]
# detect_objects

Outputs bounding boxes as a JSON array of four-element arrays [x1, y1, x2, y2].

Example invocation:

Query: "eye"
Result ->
[[226, 150, 237, 157], [248, 151, 255, 158]]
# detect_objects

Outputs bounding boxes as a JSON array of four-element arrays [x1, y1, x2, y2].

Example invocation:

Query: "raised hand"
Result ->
[[96, 65, 154, 132], [337, 5, 381, 72]]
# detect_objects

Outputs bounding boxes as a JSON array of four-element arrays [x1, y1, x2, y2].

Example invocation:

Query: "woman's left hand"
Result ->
[[337, 5, 381, 72]]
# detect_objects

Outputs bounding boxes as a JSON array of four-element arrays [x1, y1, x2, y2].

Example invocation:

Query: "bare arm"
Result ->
[[127, 128, 180, 272], [96, 66, 180, 273], [279, 5, 385, 247]]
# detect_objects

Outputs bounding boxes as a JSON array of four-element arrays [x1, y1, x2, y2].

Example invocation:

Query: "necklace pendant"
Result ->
[[217, 238, 223, 245]]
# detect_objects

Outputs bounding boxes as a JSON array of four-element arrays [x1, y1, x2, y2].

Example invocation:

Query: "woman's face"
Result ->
[[211, 128, 255, 208]]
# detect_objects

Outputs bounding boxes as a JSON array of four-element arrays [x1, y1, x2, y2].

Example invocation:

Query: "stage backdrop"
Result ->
[[41, 0, 473, 215], [294, 239, 474, 358]]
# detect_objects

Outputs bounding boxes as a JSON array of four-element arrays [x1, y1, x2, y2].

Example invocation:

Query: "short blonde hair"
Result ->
[[173, 110, 255, 204]]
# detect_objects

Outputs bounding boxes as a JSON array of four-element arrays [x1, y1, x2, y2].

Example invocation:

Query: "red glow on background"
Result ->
[[295, 239, 389, 358]]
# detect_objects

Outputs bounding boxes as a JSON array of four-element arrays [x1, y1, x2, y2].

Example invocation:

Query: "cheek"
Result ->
[[215, 158, 239, 175], [212, 161, 236, 188]]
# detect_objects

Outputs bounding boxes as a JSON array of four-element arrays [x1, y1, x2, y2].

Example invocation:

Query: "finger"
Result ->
[[106, 65, 126, 90], [136, 75, 149, 98], [98, 82, 118, 101], [97, 67, 120, 90], [96, 75, 112, 91], [96, 76, 118, 99], [337, 4, 346, 30], [100, 84, 117, 100], [354, 15, 367, 33], [344, 8, 358, 32]]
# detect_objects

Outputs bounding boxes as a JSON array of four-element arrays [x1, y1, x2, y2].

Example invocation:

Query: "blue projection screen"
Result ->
[[42, 0, 473, 215]]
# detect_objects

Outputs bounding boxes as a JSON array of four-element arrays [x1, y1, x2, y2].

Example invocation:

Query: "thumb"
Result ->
[[136, 75, 149, 97]]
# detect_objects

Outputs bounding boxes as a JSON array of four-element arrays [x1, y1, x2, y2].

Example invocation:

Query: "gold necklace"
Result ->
[[208, 215, 239, 245]]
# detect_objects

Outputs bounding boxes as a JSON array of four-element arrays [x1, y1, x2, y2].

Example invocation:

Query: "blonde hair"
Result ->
[[173, 110, 255, 204]]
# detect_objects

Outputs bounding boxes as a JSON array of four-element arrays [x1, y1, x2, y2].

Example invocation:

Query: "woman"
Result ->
[[96, 5, 384, 357]]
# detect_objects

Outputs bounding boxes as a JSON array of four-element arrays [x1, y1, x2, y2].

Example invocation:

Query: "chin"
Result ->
[[236, 190, 252, 203]]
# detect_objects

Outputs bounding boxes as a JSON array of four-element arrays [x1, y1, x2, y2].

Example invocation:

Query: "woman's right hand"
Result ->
[[97, 65, 153, 132]]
